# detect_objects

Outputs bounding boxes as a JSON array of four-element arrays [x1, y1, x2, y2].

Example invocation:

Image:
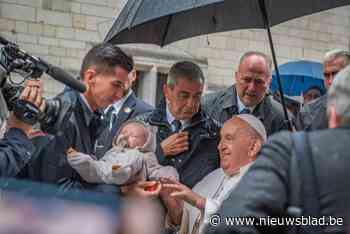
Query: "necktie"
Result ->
[[240, 108, 251, 114], [171, 120, 182, 132], [90, 110, 103, 142], [94, 108, 114, 154]]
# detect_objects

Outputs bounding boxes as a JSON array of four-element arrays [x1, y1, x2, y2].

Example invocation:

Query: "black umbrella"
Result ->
[[104, 0, 350, 129]]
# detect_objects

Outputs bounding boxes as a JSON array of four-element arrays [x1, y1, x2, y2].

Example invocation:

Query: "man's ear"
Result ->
[[248, 139, 262, 160], [163, 84, 170, 100], [83, 69, 97, 88], [266, 75, 272, 87], [84, 68, 97, 82], [234, 71, 239, 82], [129, 70, 137, 84]]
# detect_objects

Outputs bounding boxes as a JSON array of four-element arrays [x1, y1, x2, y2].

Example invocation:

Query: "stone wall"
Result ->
[[0, 0, 349, 101]]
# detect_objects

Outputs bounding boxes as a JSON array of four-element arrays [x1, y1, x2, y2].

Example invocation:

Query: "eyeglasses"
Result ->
[[324, 70, 339, 79]]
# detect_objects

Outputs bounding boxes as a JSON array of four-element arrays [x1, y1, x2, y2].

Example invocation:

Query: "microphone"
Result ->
[[38, 58, 86, 93], [46, 65, 86, 93], [1, 35, 86, 93], [0, 36, 10, 45]]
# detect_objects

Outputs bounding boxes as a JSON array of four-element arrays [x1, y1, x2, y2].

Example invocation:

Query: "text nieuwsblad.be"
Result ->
[[208, 214, 344, 227]]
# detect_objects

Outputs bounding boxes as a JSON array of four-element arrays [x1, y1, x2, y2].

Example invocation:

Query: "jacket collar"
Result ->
[[149, 98, 208, 128], [112, 89, 133, 112], [123, 92, 137, 110], [222, 85, 267, 121], [222, 85, 238, 110], [252, 97, 267, 122], [77, 93, 103, 127], [77, 93, 93, 127]]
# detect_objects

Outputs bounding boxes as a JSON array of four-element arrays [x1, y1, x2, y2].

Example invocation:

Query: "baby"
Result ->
[[67, 120, 179, 185]]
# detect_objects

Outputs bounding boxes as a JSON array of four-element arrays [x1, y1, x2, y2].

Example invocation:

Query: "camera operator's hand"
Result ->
[[7, 80, 45, 136], [20, 79, 45, 112]]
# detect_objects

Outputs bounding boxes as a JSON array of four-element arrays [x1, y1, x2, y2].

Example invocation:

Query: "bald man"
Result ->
[[161, 115, 267, 234], [203, 51, 289, 136]]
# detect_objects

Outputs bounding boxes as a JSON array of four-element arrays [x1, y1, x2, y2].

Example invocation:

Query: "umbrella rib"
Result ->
[[160, 15, 173, 47], [128, 0, 145, 29], [257, 0, 292, 130]]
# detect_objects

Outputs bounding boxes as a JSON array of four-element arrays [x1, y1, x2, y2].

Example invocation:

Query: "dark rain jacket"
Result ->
[[202, 85, 290, 136], [296, 94, 328, 131], [21, 89, 119, 194], [137, 99, 220, 188]]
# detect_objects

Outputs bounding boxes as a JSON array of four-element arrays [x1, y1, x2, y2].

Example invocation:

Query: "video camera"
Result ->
[[0, 36, 86, 128]]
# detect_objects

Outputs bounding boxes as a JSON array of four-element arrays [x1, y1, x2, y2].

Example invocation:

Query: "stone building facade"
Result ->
[[0, 0, 349, 105]]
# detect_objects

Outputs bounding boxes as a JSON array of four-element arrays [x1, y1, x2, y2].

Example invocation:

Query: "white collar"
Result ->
[[166, 104, 176, 125], [113, 89, 132, 111], [80, 94, 93, 112], [236, 93, 255, 113], [105, 89, 133, 114], [239, 161, 253, 175], [224, 161, 253, 178], [166, 104, 189, 128]]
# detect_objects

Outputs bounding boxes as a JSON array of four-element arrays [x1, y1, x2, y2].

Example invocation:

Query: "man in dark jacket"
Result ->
[[203, 51, 289, 136], [0, 80, 44, 177], [297, 49, 350, 131], [24, 43, 134, 194], [95, 70, 153, 158], [137, 61, 220, 188], [205, 65, 350, 234]]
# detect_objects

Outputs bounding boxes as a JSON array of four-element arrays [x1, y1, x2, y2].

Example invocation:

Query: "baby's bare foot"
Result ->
[[66, 147, 78, 157], [112, 164, 122, 171]]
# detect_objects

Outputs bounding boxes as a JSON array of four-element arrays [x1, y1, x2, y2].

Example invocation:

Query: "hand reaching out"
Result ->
[[161, 178, 206, 210], [121, 181, 162, 198]]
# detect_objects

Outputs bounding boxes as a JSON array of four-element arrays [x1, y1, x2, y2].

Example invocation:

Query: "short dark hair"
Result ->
[[80, 43, 133, 79], [167, 61, 205, 88]]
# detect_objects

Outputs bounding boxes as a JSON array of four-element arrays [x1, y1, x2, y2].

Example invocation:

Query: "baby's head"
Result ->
[[114, 121, 149, 149]]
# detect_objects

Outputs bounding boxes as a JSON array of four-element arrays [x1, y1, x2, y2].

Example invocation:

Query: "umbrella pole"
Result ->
[[258, 0, 293, 131]]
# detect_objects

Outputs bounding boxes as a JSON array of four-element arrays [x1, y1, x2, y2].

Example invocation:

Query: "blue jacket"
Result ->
[[0, 128, 34, 177]]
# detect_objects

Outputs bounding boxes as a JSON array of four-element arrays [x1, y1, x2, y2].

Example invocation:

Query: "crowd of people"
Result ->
[[1, 43, 350, 234]]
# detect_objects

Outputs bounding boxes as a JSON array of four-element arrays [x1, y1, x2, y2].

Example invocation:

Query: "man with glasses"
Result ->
[[203, 51, 289, 136], [297, 49, 350, 131]]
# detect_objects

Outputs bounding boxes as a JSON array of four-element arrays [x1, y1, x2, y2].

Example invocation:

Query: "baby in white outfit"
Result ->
[[67, 120, 179, 185]]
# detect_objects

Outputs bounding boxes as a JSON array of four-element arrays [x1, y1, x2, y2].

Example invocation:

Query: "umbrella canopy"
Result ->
[[270, 60, 325, 96], [104, 0, 350, 130], [105, 0, 350, 46]]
